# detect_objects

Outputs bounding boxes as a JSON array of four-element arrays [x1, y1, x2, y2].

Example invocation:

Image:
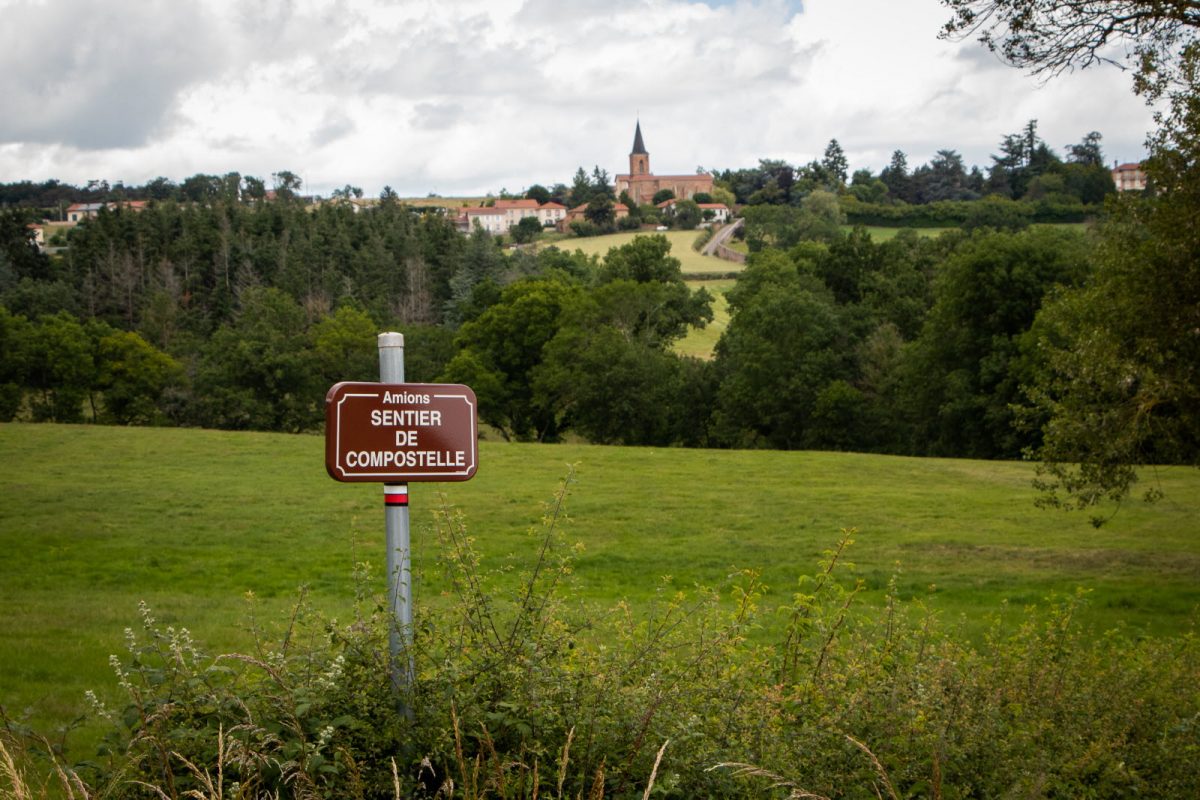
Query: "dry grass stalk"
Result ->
[[451, 704, 470, 795], [640, 739, 669, 800], [845, 735, 898, 800], [708, 762, 832, 799], [478, 724, 505, 798], [555, 726, 574, 800], [128, 780, 172, 800], [2, 736, 95, 800], [0, 738, 31, 800], [586, 759, 605, 800], [51, 758, 92, 800]]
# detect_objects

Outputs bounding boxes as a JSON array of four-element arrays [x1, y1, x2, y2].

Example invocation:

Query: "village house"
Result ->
[[65, 202, 104, 223], [614, 121, 714, 206], [459, 206, 507, 234], [536, 201, 567, 227], [1111, 161, 1147, 192], [64, 200, 149, 223], [457, 198, 567, 234]]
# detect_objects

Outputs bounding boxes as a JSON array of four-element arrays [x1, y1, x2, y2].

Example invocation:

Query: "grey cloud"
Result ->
[[359, 20, 549, 99], [412, 102, 464, 131], [0, 1, 225, 149], [310, 109, 356, 146], [951, 39, 1021, 74], [271, 0, 800, 119], [513, 0, 650, 28], [232, 0, 358, 61]]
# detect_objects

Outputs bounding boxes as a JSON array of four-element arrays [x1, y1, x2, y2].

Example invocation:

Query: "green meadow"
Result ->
[[547, 229, 733, 274], [678, 278, 734, 359], [3, 422, 1199, 751], [843, 224, 955, 241]]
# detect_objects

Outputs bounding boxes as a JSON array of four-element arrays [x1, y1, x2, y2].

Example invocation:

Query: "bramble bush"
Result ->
[[3, 473, 1198, 798]]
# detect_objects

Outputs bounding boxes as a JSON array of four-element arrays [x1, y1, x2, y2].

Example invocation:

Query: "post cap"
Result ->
[[378, 332, 404, 348]]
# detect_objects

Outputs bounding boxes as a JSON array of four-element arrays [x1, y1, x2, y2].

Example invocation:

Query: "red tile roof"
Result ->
[[494, 199, 540, 209]]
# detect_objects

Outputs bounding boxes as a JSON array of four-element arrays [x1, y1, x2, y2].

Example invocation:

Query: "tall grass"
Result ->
[[3, 474, 1198, 799]]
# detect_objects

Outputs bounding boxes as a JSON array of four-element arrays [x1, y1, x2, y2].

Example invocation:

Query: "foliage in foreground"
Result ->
[[3, 477, 1198, 799]]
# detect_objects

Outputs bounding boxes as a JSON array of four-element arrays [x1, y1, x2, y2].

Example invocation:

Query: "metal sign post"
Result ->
[[377, 332, 413, 698], [324, 332, 478, 710]]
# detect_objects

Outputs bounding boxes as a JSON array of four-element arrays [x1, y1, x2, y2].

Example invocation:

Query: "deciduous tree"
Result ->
[[942, 0, 1200, 508], [940, 0, 1199, 100], [510, 215, 543, 244], [904, 227, 1089, 458], [440, 274, 586, 441]]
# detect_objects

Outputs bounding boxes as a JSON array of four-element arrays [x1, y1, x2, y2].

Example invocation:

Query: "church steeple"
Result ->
[[629, 120, 649, 176], [631, 121, 647, 155]]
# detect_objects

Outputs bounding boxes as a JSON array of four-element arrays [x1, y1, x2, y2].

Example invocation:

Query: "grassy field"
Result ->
[[846, 225, 955, 241], [2, 423, 1199, 751], [400, 196, 485, 210], [549, 229, 736, 274], [677, 279, 734, 359]]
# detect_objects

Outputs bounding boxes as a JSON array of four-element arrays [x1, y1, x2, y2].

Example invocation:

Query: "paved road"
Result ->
[[702, 218, 745, 262]]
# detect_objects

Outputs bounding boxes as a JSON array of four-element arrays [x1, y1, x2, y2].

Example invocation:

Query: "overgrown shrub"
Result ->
[[4, 477, 1198, 799]]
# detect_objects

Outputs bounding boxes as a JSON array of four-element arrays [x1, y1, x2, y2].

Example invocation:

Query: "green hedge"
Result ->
[[841, 196, 1098, 227]]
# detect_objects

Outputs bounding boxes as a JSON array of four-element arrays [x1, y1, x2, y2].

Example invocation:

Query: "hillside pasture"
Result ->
[[677, 278, 734, 359], [3, 423, 1199, 753], [550, 229, 737, 274]]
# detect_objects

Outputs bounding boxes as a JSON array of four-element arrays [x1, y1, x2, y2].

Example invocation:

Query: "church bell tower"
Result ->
[[630, 121, 649, 176]]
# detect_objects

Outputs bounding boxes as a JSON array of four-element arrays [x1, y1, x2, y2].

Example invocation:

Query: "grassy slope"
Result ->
[[677, 279, 734, 359], [3, 423, 1199, 745], [549, 229, 734, 274]]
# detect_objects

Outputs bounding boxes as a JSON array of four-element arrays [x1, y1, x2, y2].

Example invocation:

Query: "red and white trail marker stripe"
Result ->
[[384, 484, 409, 506]]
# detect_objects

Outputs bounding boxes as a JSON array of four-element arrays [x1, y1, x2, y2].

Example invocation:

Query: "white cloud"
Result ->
[[0, 0, 1158, 196], [0, 0, 224, 148]]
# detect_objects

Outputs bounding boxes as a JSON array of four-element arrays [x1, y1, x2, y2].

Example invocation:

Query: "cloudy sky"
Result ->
[[0, 0, 1158, 198]]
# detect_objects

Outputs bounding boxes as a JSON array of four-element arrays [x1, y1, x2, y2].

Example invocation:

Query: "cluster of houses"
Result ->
[[453, 122, 731, 236], [455, 198, 569, 235], [452, 195, 731, 236], [64, 200, 149, 223]]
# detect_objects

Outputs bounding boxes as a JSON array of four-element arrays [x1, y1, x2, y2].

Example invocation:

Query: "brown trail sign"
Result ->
[[324, 382, 478, 483]]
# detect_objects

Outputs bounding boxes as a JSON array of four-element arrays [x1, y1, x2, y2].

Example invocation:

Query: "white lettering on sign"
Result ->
[[383, 390, 430, 404], [345, 449, 468, 468], [370, 409, 443, 427]]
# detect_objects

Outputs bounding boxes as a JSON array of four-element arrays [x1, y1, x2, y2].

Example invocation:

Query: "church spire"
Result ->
[[631, 120, 647, 155]]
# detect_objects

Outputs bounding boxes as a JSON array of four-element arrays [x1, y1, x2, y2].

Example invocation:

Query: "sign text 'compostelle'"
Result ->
[[325, 382, 478, 482]]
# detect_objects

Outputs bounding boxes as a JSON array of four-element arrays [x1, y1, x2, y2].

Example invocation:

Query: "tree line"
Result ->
[[714, 122, 1117, 209], [0, 190, 1137, 460]]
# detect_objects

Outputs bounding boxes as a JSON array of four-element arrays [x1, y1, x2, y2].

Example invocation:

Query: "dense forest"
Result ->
[[0, 114, 1194, 512]]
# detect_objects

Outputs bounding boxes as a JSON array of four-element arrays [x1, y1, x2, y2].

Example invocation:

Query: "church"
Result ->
[[614, 121, 714, 207]]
